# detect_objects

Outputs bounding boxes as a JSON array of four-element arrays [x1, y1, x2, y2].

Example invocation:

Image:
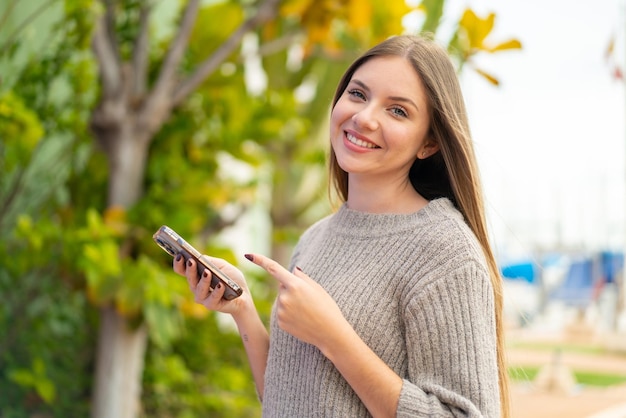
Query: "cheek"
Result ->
[[390, 127, 429, 156], [329, 104, 347, 137]]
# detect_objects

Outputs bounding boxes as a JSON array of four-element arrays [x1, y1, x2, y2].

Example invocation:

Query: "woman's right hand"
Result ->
[[173, 254, 252, 316]]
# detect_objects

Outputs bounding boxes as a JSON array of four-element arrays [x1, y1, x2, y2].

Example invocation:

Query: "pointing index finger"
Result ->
[[245, 253, 292, 286]]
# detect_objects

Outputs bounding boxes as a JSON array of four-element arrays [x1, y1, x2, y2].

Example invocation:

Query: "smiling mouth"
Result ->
[[346, 132, 379, 149]]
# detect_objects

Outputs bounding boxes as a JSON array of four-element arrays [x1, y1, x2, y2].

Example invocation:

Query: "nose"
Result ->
[[352, 105, 379, 131]]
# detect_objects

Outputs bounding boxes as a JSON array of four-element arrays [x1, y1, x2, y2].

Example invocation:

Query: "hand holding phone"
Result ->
[[153, 226, 243, 300]]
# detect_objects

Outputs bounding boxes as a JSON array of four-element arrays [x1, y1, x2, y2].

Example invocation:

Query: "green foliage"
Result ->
[[0, 215, 94, 417], [419, 0, 445, 35], [188, 2, 244, 66], [0, 92, 43, 164], [142, 314, 264, 417], [0, 1, 100, 416], [8, 358, 56, 404]]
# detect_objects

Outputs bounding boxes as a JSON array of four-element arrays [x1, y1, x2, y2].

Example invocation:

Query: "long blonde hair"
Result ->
[[329, 34, 510, 417]]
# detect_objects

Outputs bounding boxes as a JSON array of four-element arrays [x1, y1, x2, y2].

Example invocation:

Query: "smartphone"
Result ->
[[153, 225, 243, 300]]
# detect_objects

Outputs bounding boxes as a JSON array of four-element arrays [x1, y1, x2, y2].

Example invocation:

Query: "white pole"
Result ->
[[620, 0, 626, 334]]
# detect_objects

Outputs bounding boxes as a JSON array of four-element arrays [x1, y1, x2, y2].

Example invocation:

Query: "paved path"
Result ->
[[511, 383, 626, 418]]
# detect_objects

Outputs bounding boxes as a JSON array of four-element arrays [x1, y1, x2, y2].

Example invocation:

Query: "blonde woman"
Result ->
[[176, 34, 509, 417]]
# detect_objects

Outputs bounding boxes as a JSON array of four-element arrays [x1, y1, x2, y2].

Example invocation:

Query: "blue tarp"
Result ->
[[501, 261, 537, 284], [600, 251, 624, 284], [501, 251, 624, 309], [550, 259, 595, 307]]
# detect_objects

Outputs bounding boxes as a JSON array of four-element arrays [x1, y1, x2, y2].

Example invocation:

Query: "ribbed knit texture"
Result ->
[[261, 198, 500, 417]]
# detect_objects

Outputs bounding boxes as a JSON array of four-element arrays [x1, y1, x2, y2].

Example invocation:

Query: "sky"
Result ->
[[438, 0, 626, 258]]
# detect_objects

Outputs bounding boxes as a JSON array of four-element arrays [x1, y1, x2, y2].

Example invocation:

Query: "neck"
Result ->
[[346, 177, 429, 214]]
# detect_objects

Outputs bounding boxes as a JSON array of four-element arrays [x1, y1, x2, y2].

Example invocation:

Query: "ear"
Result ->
[[417, 139, 440, 160]]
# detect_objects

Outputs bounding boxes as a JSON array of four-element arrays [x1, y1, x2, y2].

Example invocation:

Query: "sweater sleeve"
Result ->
[[396, 260, 500, 418]]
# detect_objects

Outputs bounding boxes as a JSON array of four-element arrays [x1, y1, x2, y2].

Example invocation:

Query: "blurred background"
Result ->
[[1, 0, 624, 417]]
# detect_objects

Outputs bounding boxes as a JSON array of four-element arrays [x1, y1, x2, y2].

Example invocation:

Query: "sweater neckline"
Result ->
[[329, 198, 456, 238]]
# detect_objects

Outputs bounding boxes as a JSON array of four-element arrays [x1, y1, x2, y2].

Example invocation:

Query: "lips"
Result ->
[[345, 131, 379, 149]]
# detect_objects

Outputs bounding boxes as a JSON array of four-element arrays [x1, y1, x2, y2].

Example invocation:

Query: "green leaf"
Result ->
[[418, 0, 445, 35], [8, 357, 56, 404], [0, 91, 44, 171]]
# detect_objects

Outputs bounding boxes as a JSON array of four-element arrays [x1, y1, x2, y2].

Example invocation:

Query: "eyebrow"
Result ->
[[351, 79, 420, 111]]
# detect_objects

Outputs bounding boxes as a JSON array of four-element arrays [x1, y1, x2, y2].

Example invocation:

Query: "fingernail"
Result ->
[[244, 254, 253, 262], [295, 266, 303, 272], [202, 270, 209, 278], [216, 283, 221, 289], [187, 259, 193, 267], [175, 254, 182, 262]]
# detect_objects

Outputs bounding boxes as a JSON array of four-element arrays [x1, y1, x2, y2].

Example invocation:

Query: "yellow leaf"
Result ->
[[280, 0, 314, 17], [347, 0, 372, 30], [104, 205, 128, 235], [487, 39, 522, 53], [180, 299, 209, 319], [459, 8, 495, 50], [606, 35, 615, 60], [86, 284, 103, 306], [473, 67, 500, 86], [307, 20, 332, 44], [116, 298, 141, 317], [371, 0, 413, 43]]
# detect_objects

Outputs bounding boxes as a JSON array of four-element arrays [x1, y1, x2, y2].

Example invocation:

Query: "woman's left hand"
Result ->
[[245, 253, 348, 351]]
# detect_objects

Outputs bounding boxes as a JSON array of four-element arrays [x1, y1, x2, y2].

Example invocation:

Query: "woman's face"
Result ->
[[330, 56, 436, 182]]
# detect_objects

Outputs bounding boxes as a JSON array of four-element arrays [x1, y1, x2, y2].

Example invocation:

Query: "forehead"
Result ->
[[350, 56, 427, 101]]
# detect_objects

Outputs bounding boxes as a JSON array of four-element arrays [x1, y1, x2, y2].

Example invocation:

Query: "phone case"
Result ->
[[153, 225, 243, 300]]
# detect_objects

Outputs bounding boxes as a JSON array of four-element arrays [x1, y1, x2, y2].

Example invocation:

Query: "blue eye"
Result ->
[[391, 106, 408, 118], [347, 89, 366, 100]]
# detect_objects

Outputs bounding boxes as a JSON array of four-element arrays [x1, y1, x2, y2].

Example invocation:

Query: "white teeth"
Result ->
[[346, 132, 378, 149]]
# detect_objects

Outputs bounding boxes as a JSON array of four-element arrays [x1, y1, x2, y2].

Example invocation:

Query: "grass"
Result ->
[[506, 334, 626, 387], [509, 366, 540, 382], [574, 371, 626, 386], [508, 366, 626, 387]]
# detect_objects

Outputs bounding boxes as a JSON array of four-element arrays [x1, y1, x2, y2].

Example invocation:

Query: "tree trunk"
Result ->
[[90, 118, 152, 418], [106, 126, 150, 207], [91, 306, 148, 418]]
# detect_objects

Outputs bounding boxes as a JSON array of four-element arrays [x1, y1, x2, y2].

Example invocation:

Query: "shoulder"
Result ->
[[419, 198, 485, 261], [297, 210, 335, 245], [401, 199, 492, 299]]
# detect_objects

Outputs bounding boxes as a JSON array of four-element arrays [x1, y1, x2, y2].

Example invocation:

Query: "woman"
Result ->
[[175, 34, 509, 417]]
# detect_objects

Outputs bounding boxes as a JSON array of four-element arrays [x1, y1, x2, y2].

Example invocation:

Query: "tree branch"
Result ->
[[0, 167, 27, 230], [131, 1, 151, 98], [172, 0, 282, 106], [0, 0, 56, 56], [92, 1, 122, 95], [151, 0, 200, 99], [103, 0, 118, 49], [253, 32, 299, 59], [0, 0, 19, 40]]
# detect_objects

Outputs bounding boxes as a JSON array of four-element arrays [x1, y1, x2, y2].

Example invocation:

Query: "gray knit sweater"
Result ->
[[261, 198, 500, 417]]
